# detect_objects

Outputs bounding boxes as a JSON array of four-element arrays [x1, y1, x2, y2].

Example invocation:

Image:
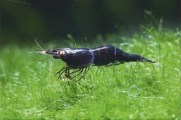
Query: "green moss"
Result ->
[[0, 27, 180, 119]]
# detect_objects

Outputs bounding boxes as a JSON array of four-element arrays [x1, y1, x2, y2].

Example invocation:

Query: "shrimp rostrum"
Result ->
[[41, 45, 156, 81]]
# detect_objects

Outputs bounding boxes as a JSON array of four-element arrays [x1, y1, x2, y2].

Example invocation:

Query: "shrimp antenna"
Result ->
[[30, 30, 44, 51]]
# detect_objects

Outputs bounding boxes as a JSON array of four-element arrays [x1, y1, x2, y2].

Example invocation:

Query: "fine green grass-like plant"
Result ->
[[0, 27, 180, 119]]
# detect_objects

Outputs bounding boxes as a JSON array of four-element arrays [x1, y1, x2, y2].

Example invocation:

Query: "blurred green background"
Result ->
[[1, 0, 180, 45]]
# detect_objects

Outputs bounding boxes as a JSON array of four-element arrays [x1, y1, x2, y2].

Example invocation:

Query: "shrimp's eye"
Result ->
[[57, 51, 65, 57]]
